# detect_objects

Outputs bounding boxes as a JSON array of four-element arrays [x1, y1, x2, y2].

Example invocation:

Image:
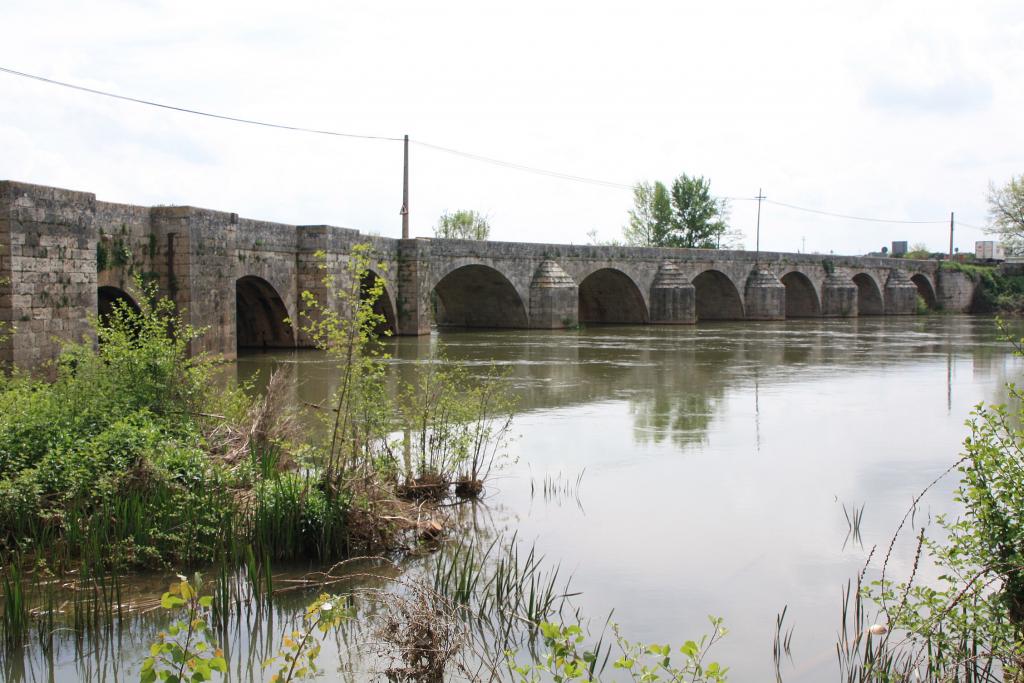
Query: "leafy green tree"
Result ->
[[667, 174, 730, 248], [623, 181, 672, 247], [434, 210, 491, 240], [987, 174, 1024, 255], [905, 242, 931, 259], [623, 175, 731, 248]]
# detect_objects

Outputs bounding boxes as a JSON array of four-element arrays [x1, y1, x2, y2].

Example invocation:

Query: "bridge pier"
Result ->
[[529, 260, 577, 328], [396, 239, 432, 335], [649, 261, 696, 324], [744, 268, 785, 320], [884, 270, 918, 315], [822, 273, 858, 317]]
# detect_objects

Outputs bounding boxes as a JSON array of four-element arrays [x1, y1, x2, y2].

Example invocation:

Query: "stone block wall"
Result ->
[[395, 238, 432, 335], [0, 182, 98, 371], [94, 200, 156, 297], [0, 202, 12, 367], [936, 269, 978, 312], [0, 179, 967, 372]]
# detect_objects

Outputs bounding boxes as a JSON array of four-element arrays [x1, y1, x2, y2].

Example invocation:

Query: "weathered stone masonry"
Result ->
[[0, 180, 978, 371]]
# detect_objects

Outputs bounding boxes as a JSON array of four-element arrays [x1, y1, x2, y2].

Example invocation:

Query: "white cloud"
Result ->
[[0, 0, 1020, 254]]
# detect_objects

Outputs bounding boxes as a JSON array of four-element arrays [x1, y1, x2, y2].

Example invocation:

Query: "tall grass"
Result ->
[[431, 535, 577, 638]]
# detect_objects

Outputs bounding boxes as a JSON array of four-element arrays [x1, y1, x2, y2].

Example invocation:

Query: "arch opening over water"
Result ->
[[236, 276, 294, 349], [360, 270, 397, 335], [781, 271, 821, 318], [432, 264, 528, 328], [693, 270, 744, 320], [578, 268, 648, 323], [911, 274, 938, 310], [97, 285, 140, 327], [853, 273, 884, 315]]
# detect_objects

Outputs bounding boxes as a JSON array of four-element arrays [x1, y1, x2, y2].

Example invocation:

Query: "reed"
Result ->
[[431, 534, 576, 640], [0, 559, 27, 649]]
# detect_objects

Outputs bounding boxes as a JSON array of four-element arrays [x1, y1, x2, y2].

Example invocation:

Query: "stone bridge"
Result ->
[[0, 181, 976, 369]]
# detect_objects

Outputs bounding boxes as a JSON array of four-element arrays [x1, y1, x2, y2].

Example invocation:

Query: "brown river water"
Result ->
[[8, 315, 1022, 681]]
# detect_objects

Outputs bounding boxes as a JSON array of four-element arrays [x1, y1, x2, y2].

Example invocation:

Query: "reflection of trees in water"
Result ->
[[231, 317, 1018, 452], [625, 340, 739, 448], [631, 391, 720, 447]]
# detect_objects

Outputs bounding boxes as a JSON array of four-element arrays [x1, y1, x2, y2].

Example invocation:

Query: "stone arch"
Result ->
[[577, 268, 648, 323], [361, 270, 397, 335], [692, 269, 744, 320], [780, 271, 821, 318], [97, 285, 140, 326], [432, 264, 528, 328], [853, 273, 884, 315], [911, 274, 938, 309], [236, 275, 295, 349]]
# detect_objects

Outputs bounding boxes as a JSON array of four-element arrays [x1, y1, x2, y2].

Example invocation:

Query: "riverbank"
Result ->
[[3, 309, 1021, 680], [941, 261, 1024, 314], [0, 260, 519, 666]]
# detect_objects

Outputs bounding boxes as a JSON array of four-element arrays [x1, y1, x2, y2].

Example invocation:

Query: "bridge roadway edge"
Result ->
[[0, 180, 975, 371]]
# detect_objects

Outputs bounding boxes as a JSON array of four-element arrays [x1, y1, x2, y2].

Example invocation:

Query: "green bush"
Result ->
[[250, 473, 349, 561], [0, 286, 242, 566]]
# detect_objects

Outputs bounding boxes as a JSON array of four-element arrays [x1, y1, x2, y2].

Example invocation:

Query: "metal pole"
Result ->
[[401, 134, 409, 239], [949, 211, 954, 260], [755, 188, 765, 259]]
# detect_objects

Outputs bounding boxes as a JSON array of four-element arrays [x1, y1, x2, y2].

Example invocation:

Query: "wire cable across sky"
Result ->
[[0, 64, 976, 228], [764, 199, 948, 225], [0, 65, 405, 142]]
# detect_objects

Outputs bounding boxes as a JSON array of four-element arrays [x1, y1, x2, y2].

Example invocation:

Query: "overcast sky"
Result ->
[[1, 0, 1021, 255]]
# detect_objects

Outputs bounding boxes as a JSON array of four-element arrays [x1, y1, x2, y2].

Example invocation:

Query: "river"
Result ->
[[13, 315, 1023, 681]]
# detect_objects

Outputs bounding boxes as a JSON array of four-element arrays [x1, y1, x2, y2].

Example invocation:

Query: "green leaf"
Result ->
[[161, 593, 185, 610]]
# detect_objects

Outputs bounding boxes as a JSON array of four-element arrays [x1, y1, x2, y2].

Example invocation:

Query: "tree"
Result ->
[[623, 181, 672, 247], [987, 175, 1024, 255], [623, 174, 732, 249], [434, 210, 491, 240], [666, 174, 730, 248], [905, 242, 931, 259]]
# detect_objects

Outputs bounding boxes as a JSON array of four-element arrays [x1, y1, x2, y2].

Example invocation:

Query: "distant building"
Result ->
[[891, 241, 908, 256], [975, 241, 1005, 261]]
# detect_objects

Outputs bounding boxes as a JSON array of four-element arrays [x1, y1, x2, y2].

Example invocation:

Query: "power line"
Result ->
[[0, 64, 979, 228], [410, 140, 635, 190], [764, 198, 947, 224], [0, 65, 404, 142]]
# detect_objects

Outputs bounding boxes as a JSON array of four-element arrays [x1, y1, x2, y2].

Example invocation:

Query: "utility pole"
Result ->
[[949, 211, 954, 260], [401, 134, 409, 239], [755, 188, 766, 259], [801, 236, 806, 253]]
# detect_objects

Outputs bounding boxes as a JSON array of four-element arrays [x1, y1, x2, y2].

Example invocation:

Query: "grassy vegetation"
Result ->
[[0, 247, 519, 662], [941, 261, 1024, 314], [0, 291, 241, 568]]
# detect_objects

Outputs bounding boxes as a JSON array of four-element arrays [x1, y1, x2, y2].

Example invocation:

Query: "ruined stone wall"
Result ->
[[0, 182, 98, 371], [936, 269, 978, 312], [294, 225, 399, 344], [94, 200, 155, 299], [0, 196, 13, 367]]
